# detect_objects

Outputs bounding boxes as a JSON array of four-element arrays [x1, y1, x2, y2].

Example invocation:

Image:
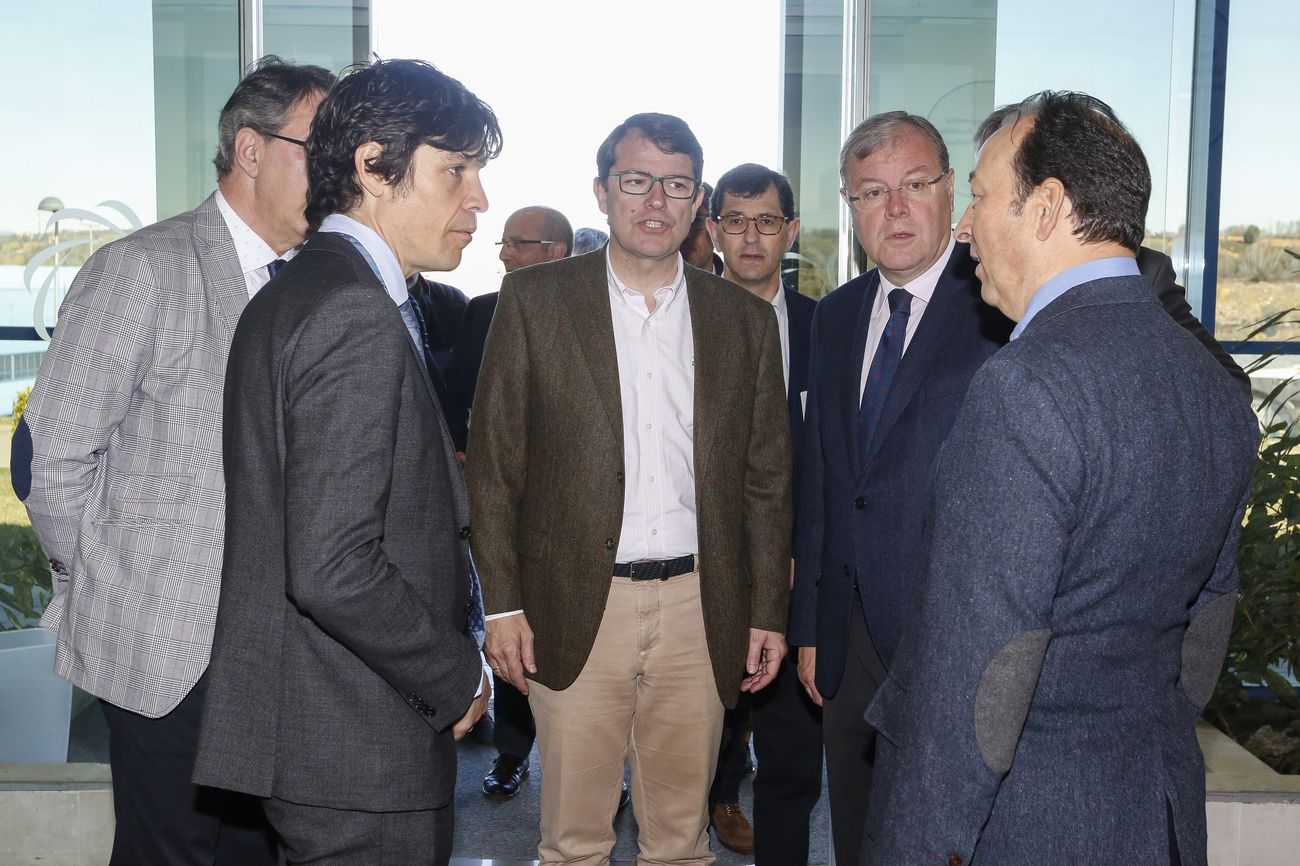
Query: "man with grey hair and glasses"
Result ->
[[19, 55, 334, 865], [789, 110, 1011, 866]]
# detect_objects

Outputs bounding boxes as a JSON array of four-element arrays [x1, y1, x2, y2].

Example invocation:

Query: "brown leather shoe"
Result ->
[[710, 802, 755, 855]]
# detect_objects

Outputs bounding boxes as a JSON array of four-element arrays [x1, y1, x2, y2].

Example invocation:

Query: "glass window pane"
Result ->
[[783, 0, 844, 298], [264, 0, 370, 72], [1214, 1, 1300, 342]]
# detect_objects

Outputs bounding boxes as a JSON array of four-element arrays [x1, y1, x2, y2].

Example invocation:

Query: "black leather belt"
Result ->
[[613, 555, 696, 581]]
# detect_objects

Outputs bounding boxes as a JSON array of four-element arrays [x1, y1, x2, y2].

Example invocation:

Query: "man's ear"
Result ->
[[353, 141, 390, 199], [232, 127, 263, 179], [785, 217, 802, 253], [547, 243, 568, 262], [705, 217, 722, 251], [1032, 177, 1070, 242], [593, 176, 609, 215]]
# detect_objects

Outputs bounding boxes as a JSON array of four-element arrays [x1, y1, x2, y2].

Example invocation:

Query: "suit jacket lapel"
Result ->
[[861, 265, 967, 469], [688, 271, 725, 478], [193, 193, 248, 345], [564, 252, 623, 442], [786, 286, 811, 421], [847, 272, 880, 478]]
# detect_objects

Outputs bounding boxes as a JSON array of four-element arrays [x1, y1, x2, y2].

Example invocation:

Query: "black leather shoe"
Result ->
[[617, 780, 631, 813], [482, 754, 529, 798]]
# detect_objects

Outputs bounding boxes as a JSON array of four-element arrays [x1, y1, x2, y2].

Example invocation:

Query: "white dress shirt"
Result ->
[[317, 213, 410, 305], [607, 250, 698, 562], [214, 190, 297, 298], [859, 233, 955, 401]]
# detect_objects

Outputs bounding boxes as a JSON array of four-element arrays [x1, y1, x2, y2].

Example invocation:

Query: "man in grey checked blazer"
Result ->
[[20, 58, 333, 866], [862, 91, 1258, 866]]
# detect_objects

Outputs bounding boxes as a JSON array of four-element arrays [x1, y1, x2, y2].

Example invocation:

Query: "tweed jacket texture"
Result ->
[[466, 249, 792, 707], [863, 275, 1258, 866]]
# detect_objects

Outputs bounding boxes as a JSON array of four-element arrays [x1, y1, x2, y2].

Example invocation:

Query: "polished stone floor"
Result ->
[[68, 697, 832, 864]]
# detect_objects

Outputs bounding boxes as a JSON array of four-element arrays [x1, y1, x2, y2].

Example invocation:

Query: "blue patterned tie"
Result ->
[[266, 258, 286, 279], [858, 288, 912, 464], [466, 559, 486, 647]]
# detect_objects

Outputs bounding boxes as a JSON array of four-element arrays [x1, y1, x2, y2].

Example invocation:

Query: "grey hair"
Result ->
[[571, 227, 608, 255], [213, 55, 335, 179], [838, 111, 950, 185]]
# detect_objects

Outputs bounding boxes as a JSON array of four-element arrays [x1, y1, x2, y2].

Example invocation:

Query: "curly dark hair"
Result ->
[[974, 91, 1150, 253], [305, 59, 502, 227]]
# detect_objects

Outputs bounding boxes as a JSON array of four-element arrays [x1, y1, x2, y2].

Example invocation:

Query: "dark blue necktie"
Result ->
[[858, 288, 912, 463], [266, 258, 286, 279]]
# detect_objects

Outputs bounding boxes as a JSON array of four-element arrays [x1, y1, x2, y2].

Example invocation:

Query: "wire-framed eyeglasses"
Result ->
[[495, 239, 558, 250], [840, 173, 948, 211]]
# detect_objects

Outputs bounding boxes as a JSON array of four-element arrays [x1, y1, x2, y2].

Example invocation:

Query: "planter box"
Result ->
[[0, 627, 71, 762]]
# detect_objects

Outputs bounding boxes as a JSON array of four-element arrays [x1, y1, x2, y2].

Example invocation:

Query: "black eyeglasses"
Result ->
[[714, 214, 793, 236], [608, 171, 700, 199], [264, 131, 307, 148], [495, 239, 558, 250]]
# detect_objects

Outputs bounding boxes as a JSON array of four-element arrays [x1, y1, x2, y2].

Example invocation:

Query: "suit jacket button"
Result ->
[[464, 602, 472, 613], [853, 496, 866, 509], [605, 538, 615, 550], [459, 525, 471, 540], [616, 471, 625, 483]]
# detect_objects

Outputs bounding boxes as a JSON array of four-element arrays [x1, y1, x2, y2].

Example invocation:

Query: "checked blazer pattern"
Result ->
[[23, 193, 248, 718]]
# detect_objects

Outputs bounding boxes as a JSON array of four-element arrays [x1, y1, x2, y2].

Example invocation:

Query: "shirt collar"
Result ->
[[1011, 256, 1141, 339], [215, 189, 286, 277], [878, 232, 955, 304], [318, 213, 410, 307], [605, 248, 687, 316], [769, 281, 788, 317]]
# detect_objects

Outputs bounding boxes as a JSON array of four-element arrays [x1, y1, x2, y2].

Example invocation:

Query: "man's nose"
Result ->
[[955, 202, 975, 243]]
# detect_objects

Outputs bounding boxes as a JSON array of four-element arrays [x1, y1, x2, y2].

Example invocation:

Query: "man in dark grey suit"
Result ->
[[864, 91, 1257, 866], [21, 57, 333, 866], [193, 59, 501, 865]]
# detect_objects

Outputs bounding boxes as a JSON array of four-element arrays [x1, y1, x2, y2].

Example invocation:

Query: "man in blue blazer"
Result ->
[[704, 163, 816, 859], [789, 112, 1011, 866], [864, 91, 1257, 866]]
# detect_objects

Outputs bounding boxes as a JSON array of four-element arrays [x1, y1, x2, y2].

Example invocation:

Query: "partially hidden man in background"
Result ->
[[704, 162, 818, 861], [467, 112, 791, 866], [19, 57, 333, 866], [863, 91, 1258, 866], [193, 59, 499, 866]]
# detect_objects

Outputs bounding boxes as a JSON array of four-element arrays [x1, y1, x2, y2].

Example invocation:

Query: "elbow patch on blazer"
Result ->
[[1180, 593, 1236, 708], [974, 628, 1052, 773]]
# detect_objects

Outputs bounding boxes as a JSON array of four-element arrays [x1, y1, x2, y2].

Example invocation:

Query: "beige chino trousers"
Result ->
[[528, 569, 726, 866]]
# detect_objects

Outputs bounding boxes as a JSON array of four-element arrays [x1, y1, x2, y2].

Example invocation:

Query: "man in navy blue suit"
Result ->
[[789, 113, 1011, 866], [704, 163, 817, 861]]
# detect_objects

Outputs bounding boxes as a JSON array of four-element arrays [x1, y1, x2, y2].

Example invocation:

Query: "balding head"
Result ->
[[498, 206, 573, 272]]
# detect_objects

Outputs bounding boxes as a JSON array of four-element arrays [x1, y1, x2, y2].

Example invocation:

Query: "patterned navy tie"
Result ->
[[266, 258, 286, 279], [858, 288, 912, 464]]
